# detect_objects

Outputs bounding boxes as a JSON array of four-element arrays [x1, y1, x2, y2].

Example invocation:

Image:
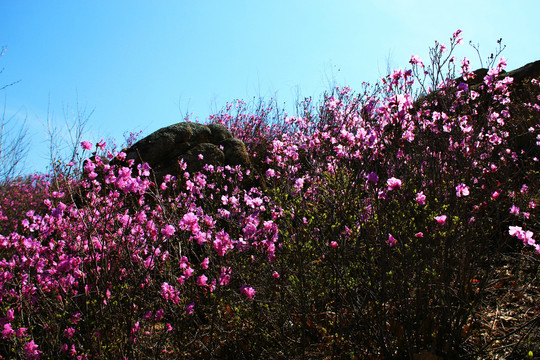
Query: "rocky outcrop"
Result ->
[[121, 122, 252, 182], [454, 60, 540, 88], [498, 59, 540, 83]]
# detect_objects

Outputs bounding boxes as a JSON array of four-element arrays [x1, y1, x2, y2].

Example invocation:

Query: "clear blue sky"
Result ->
[[1, 1, 539, 175]]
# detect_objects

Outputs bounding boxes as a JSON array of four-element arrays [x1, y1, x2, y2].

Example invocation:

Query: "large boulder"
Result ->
[[120, 122, 253, 182]]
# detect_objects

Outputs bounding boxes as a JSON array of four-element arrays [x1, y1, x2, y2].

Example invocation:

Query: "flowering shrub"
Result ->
[[0, 175, 54, 235], [0, 31, 538, 358]]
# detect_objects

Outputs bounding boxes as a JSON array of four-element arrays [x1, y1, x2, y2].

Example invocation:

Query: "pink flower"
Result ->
[[161, 224, 175, 237], [184, 267, 194, 278], [435, 215, 447, 225], [97, 139, 106, 150], [179, 212, 199, 233], [16, 327, 27, 338], [64, 327, 75, 338], [240, 285, 256, 299], [386, 234, 397, 247], [456, 183, 470, 197], [510, 205, 520, 216], [80, 141, 93, 150], [509, 226, 523, 237], [330, 241, 338, 248], [410, 54, 424, 67], [219, 267, 231, 286], [197, 275, 208, 286], [489, 133, 502, 145], [387, 177, 402, 190], [266, 168, 276, 178], [131, 322, 140, 335], [272, 271, 280, 279], [453, 29, 463, 44], [5, 308, 14, 322], [522, 231, 535, 246], [200, 257, 209, 270], [497, 56, 507, 71], [185, 302, 195, 314], [154, 309, 164, 321], [2, 323, 14, 339], [179, 256, 189, 269], [415, 232, 424, 238], [24, 340, 42, 359], [143, 311, 153, 320], [160, 282, 180, 304], [415, 191, 426, 205], [509, 226, 536, 248]]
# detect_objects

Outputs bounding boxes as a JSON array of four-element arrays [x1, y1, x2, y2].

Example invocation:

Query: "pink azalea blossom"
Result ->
[[510, 205, 520, 216], [155, 309, 164, 321], [330, 241, 338, 248], [185, 302, 195, 315], [5, 308, 14, 322], [452, 29, 463, 44], [64, 327, 75, 338], [456, 183, 470, 197], [240, 285, 256, 299], [80, 141, 93, 150], [497, 56, 507, 71], [387, 177, 402, 190], [161, 224, 175, 237], [266, 168, 276, 178], [179, 212, 199, 233], [131, 322, 140, 337], [96, 139, 106, 150], [415, 191, 426, 205], [197, 275, 208, 286], [435, 215, 447, 225], [522, 230, 535, 246], [386, 234, 397, 247], [2, 323, 14, 339], [24, 340, 42, 359], [219, 267, 231, 286], [409, 55, 424, 67], [179, 256, 188, 269], [16, 327, 27, 338], [509, 226, 537, 250]]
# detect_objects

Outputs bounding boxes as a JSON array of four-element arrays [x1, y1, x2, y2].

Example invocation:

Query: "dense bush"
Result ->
[[0, 31, 538, 359]]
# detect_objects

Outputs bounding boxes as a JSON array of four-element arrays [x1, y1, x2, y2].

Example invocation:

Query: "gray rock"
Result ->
[[119, 122, 252, 182]]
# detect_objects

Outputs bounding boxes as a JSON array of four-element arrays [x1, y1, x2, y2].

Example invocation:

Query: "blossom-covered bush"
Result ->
[[0, 31, 538, 359]]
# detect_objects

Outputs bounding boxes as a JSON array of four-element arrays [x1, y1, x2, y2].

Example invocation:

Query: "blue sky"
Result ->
[[1, 1, 539, 175]]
